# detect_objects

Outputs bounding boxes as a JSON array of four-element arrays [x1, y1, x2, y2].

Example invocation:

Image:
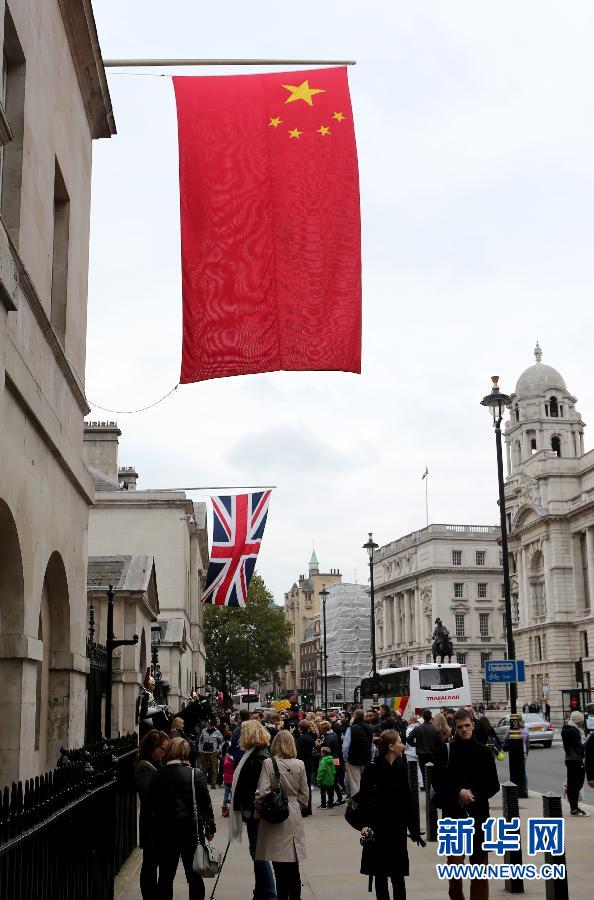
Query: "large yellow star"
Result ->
[[317, 125, 331, 136], [282, 80, 325, 106], [333, 111, 345, 122], [288, 128, 302, 139], [268, 116, 282, 128]]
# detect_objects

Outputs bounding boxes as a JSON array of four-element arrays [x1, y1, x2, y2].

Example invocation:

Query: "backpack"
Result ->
[[259, 757, 290, 824]]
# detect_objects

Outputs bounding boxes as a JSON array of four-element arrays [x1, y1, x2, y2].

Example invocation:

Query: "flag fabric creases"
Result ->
[[173, 67, 361, 384]]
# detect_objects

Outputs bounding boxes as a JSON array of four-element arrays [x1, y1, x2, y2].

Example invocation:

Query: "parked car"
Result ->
[[585, 703, 594, 735], [494, 713, 554, 748]]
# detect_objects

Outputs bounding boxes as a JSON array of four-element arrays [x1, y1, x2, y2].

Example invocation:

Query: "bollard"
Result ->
[[542, 792, 569, 900], [407, 756, 420, 836], [424, 761, 438, 842], [501, 781, 524, 894]]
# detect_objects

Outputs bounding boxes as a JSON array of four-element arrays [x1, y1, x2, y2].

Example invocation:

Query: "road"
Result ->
[[495, 739, 594, 806]]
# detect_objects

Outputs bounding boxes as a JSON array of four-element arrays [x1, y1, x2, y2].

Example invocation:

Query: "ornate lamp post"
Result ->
[[320, 585, 329, 715], [481, 376, 527, 797], [363, 533, 379, 680]]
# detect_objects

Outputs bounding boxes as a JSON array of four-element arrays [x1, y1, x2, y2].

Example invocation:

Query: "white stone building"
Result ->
[[0, 0, 114, 783], [83, 422, 208, 713], [373, 525, 507, 703], [503, 344, 594, 720]]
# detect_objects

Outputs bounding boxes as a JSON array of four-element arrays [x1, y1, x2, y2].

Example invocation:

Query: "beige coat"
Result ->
[[254, 756, 309, 862]]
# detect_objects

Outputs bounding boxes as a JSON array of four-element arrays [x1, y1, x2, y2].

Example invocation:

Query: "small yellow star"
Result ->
[[269, 116, 282, 128], [333, 111, 345, 122], [288, 128, 302, 139], [282, 80, 325, 106], [317, 125, 331, 136]]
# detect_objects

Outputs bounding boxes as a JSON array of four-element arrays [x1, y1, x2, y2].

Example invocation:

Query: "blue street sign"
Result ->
[[484, 660, 526, 683]]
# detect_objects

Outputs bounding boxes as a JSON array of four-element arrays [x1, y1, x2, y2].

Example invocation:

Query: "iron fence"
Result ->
[[0, 734, 138, 900]]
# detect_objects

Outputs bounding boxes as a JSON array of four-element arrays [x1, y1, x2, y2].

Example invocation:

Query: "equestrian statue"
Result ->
[[431, 618, 454, 663]]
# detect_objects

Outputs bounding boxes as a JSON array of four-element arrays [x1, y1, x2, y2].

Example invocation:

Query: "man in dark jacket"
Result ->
[[343, 709, 373, 796], [561, 712, 589, 815], [436, 708, 499, 900], [406, 708, 444, 780]]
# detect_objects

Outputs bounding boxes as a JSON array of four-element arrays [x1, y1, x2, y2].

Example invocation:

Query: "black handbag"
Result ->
[[259, 757, 289, 824], [344, 791, 365, 831]]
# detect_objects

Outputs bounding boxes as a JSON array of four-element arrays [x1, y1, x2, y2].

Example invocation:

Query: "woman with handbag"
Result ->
[[229, 720, 277, 900], [255, 730, 309, 900], [149, 737, 216, 900], [358, 730, 425, 900]]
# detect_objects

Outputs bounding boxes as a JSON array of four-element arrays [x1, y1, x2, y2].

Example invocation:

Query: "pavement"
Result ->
[[115, 785, 593, 900]]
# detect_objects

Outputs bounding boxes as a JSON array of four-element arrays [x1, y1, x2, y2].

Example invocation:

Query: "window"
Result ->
[[502, 613, 506, 633], [549, 396, 559, 417], [482, 679, 492, 702], [478, 583, 487, 599], [480, 652, 491, 667], [476, 551, 486, 566], [535, 636, 542, 661], [499, 552, 504, 567], [479, 613, 490, 637], [514, 404, 520, 423], [456, 652, 467, 665], [581, 631, 589, 658], [452, 550, 462, 566], [1, 6, 26, 245], [454, 582, 464, 598], [501, 583, 505, 598], [551, 436, 561, 457], [419, 667, 464, 690], [455, 614, 466, 637]]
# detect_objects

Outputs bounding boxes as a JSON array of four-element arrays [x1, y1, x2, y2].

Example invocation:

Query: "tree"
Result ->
[[203, 573, 292, 702]]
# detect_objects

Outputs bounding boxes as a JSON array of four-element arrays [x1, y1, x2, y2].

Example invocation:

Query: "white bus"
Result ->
[[360, 664, 472, 717], [231, 689, 261, 712]]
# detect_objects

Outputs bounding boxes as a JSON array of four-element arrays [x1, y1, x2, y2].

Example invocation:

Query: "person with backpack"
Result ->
[[255, 730, 309, 900], [358, 729, 425, 900], [343, 709, 374, 796]]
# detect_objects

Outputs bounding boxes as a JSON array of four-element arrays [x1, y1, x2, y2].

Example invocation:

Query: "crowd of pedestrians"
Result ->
[[133, 698, 594, 900]]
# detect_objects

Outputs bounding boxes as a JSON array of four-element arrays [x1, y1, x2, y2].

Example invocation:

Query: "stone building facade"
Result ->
[[83, 422, 208, 712], [0, 0, 113, 784], [300, 616, 320, 705], [373, 525, 507, 703], [503, 345, 594, 720], [282, 551, 341, 692], [325, 582, 371, 706]]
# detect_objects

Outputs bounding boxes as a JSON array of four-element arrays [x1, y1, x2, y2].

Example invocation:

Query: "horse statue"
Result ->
[[431, 618, 454, 663], [138, 671, 214, 739]]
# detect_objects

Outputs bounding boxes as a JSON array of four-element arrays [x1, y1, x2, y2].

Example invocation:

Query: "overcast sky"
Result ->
[[87, 1, 594, 602]]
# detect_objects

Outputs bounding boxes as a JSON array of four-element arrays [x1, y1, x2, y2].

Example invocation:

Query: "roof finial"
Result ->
[[534, 341, 542, 363]]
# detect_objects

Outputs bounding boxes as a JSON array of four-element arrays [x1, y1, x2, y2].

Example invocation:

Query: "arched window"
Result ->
[[549, 396, 559, 417], [514, 404, 520, 423], [551, 436, 561, 457]]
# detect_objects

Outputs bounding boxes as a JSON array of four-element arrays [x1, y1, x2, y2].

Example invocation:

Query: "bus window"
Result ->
[[418, 667, 463, 690]]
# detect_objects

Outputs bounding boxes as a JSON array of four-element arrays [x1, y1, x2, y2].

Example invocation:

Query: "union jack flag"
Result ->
[[201, 491, 272, 606]]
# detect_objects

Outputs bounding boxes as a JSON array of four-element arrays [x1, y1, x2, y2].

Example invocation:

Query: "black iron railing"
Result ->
[[0, 734, 138, 900]]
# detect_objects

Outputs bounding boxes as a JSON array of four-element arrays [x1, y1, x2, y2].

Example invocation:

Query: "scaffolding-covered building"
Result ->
[[325, 583, 371, 705]]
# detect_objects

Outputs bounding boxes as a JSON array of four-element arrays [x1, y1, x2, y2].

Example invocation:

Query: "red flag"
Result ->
[[173, 67, 361, 384]]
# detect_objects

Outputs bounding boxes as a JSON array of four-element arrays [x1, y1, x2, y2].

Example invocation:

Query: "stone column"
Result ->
[[571, 533, 585, 614], [405, 591, 413, 644], [586, 527, 594, 612], [541, 538, 552, 617], [395, 594, 402, 645], [520, 546, 530, 623]]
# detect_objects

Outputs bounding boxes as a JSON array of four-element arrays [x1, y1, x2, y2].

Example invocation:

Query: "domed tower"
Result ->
[[505, 342, 585, 476]]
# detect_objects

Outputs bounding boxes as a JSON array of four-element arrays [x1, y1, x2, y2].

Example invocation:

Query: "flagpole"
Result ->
[[425, 473, 429, 528], [104, 58, 356, 68], [139, 485, 277, 493]]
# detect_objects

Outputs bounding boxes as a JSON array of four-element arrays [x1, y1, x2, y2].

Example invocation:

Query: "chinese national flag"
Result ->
[[173, 67, 361, 384]]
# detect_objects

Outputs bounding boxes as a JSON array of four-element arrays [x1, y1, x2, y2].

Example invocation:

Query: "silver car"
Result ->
[[494, 713, 554, 748]]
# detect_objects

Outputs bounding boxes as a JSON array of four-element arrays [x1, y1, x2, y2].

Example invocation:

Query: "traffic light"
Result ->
[[569, 690, 581, 712]]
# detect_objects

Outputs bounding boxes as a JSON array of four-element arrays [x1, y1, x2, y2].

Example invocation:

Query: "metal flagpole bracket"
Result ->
[[103, 58, 356, 68]]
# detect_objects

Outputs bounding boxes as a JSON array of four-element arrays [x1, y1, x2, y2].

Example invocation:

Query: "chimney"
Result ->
[[118, 466, 138, 490], [83, 421, 121, 481]]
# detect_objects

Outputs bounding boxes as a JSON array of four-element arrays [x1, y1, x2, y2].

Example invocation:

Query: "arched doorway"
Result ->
[[38, 552, 71, 768], [530, 550, 546, 619], [0, 499, 25, 784]]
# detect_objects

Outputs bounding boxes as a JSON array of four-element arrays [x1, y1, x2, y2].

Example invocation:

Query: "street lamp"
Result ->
[[245, 622, 257, 713], [363, 533, 379, 680], [481, 376, 528, 797], [320, 585, 329, 715]]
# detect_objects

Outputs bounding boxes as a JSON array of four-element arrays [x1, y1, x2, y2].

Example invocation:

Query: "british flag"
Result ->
[[201, 491, 272, 606]]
